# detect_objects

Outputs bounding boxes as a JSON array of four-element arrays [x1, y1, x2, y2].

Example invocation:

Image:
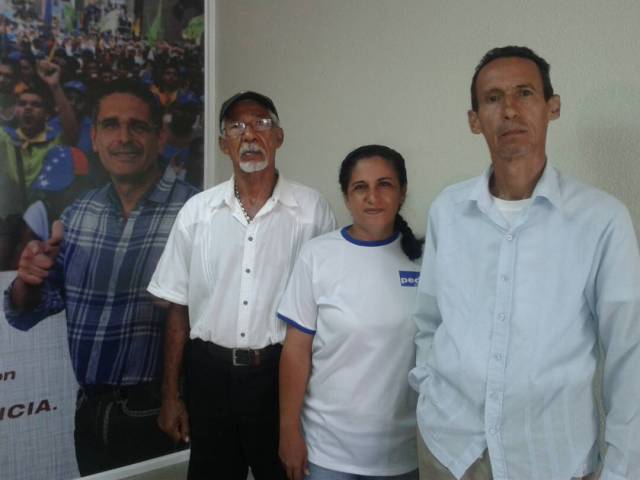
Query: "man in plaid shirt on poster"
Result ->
[[4, 79, 198, 476]]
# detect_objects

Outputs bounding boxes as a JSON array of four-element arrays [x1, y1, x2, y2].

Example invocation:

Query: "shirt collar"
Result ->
[[13, 127, 56, 148], [468, 165, 494, 213], [212, 174, 299, 210], [467, 161, 563, 213], [529, 163, 562, 210], [147, 165, 178, 204], [271, 175, 298, 208]]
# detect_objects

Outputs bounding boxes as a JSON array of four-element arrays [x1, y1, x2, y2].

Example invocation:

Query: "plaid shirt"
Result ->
[[5, 168, 198, 386]]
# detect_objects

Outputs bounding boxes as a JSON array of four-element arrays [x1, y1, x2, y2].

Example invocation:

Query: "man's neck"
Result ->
[[234, 169, 279, 219], [159, 85, 178, 94], [18, 125, 45, 140], [112, 166, 162, 219], [490, 155, 546, 200]]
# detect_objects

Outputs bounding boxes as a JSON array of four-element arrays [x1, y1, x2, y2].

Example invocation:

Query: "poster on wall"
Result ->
[[0, 0, 205, 478]]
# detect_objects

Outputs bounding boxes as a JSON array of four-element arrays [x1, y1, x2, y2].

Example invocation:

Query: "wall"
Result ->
[[212, 0, 640, 237]]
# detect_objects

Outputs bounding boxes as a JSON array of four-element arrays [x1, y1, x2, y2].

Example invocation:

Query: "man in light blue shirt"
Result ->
[[410, 45, 640, 480]]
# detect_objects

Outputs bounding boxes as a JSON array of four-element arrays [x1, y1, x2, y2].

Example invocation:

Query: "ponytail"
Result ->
[[394, 213, 423, 260]]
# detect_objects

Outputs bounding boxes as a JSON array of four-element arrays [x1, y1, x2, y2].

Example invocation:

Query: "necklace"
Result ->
[[234, 172, 280, 224], [234, 181, 253, 223]]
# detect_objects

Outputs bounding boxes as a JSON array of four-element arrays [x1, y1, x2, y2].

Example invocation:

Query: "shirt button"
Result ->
[[490, 391, 499, 400], [243, 300, 248, 306], [489, 427, 498, 435], [505, 234, 513, 241], [240, 332, 245, 337], [494, 353, 502, 361], [501, 274, 508, 282], [498, 313, 505, 321], [248, 236, 254, 241], [245, 268, 251, 274]]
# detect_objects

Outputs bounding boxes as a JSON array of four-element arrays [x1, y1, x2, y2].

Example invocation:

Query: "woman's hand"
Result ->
[[279, 426, 309, 480], [279, 325, 314, 479]]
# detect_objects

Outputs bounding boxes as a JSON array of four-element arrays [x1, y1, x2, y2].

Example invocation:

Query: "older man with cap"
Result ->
[[149, 91, 336, 479]]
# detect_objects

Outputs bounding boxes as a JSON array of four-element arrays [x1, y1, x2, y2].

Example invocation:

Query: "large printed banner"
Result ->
[[0, 0, 205, 478], [0, 271, 79, 479]]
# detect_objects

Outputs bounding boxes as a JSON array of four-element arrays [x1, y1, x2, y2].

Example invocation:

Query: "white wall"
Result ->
[[211, 0, 640, 237]]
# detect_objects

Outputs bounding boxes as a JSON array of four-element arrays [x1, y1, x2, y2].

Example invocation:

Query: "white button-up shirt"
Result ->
[[148, 176, 336, 349], [409, 165, 640, 480]]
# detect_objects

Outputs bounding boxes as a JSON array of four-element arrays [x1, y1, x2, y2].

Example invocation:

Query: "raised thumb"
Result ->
[[48, 220, 64, 247]]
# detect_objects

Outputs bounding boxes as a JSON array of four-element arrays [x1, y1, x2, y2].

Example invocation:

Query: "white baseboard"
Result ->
[[79, 450, 190, 480]]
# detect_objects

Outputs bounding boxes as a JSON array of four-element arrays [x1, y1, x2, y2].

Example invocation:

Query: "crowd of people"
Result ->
[[0, 1, 204, 271]]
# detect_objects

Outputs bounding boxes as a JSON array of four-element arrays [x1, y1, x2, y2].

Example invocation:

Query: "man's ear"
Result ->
[[548, 95, 561, 120], [468, 109, 482, 134], [274, 126, 284, 148], [219, 135, 229, 155], [91, 126, 97, 152]]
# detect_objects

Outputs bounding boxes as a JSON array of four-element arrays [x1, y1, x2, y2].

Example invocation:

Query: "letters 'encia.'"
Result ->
[[0, 370, 16, 382], [0, 399, 54, 421]]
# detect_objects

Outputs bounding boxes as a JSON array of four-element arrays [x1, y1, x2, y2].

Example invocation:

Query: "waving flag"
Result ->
[[42, 0, 53, 26], [147, 0, 163, 43], [32, 146, 88, 192], [98, 9, 120, 33], [183, 15, 204, 44]]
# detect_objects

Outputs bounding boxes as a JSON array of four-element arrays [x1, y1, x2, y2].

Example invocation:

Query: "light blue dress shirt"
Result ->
[[409, 165, 640, 480]]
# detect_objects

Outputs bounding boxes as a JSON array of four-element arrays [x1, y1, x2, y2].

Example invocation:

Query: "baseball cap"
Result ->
[[219, 91, 278, 133]]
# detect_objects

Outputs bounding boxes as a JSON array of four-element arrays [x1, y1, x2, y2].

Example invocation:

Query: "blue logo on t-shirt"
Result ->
[[399, 271, 420, 287]]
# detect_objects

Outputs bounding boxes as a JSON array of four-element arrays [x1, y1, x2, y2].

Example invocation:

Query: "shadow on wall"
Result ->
[[575, 83, 640, 239]]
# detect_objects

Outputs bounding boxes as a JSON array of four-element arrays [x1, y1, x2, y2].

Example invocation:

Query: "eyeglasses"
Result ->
[[97, 118, 155, 136], [223, 118, 275, 138]]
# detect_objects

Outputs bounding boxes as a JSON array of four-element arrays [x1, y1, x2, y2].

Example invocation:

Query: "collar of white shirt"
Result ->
[[207, 174, 300, 212]]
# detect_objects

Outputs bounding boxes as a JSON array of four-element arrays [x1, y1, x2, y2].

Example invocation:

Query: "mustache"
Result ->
[[239, 142, 265, 156], [109, 144, 143, 155]]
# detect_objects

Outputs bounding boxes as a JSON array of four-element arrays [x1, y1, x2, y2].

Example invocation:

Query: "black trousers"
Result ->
[[74, 382, 181, 476], [185, 339, 287, 480]]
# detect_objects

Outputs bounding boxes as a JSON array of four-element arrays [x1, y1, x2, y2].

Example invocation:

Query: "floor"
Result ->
[[81, 451, 256, 480], [123, 461, 188, 480], [123, 462, 256, 480]]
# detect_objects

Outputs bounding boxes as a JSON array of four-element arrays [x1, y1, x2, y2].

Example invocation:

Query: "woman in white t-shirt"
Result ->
[[277, 145, 422, 480]]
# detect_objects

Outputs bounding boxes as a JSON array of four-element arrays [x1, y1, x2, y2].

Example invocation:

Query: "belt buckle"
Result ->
[[232, 348, 256, 367]]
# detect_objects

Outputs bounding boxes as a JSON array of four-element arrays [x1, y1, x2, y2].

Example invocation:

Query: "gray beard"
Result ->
[[239, 160, 268, 173]]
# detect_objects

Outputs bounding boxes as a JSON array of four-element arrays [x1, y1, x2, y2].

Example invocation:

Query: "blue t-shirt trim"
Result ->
[[277, 313, 316, 335], [340, 226, 399, 247]]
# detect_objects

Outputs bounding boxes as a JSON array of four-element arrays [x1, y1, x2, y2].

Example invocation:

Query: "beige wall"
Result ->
[[210, 0, 640, 237]]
